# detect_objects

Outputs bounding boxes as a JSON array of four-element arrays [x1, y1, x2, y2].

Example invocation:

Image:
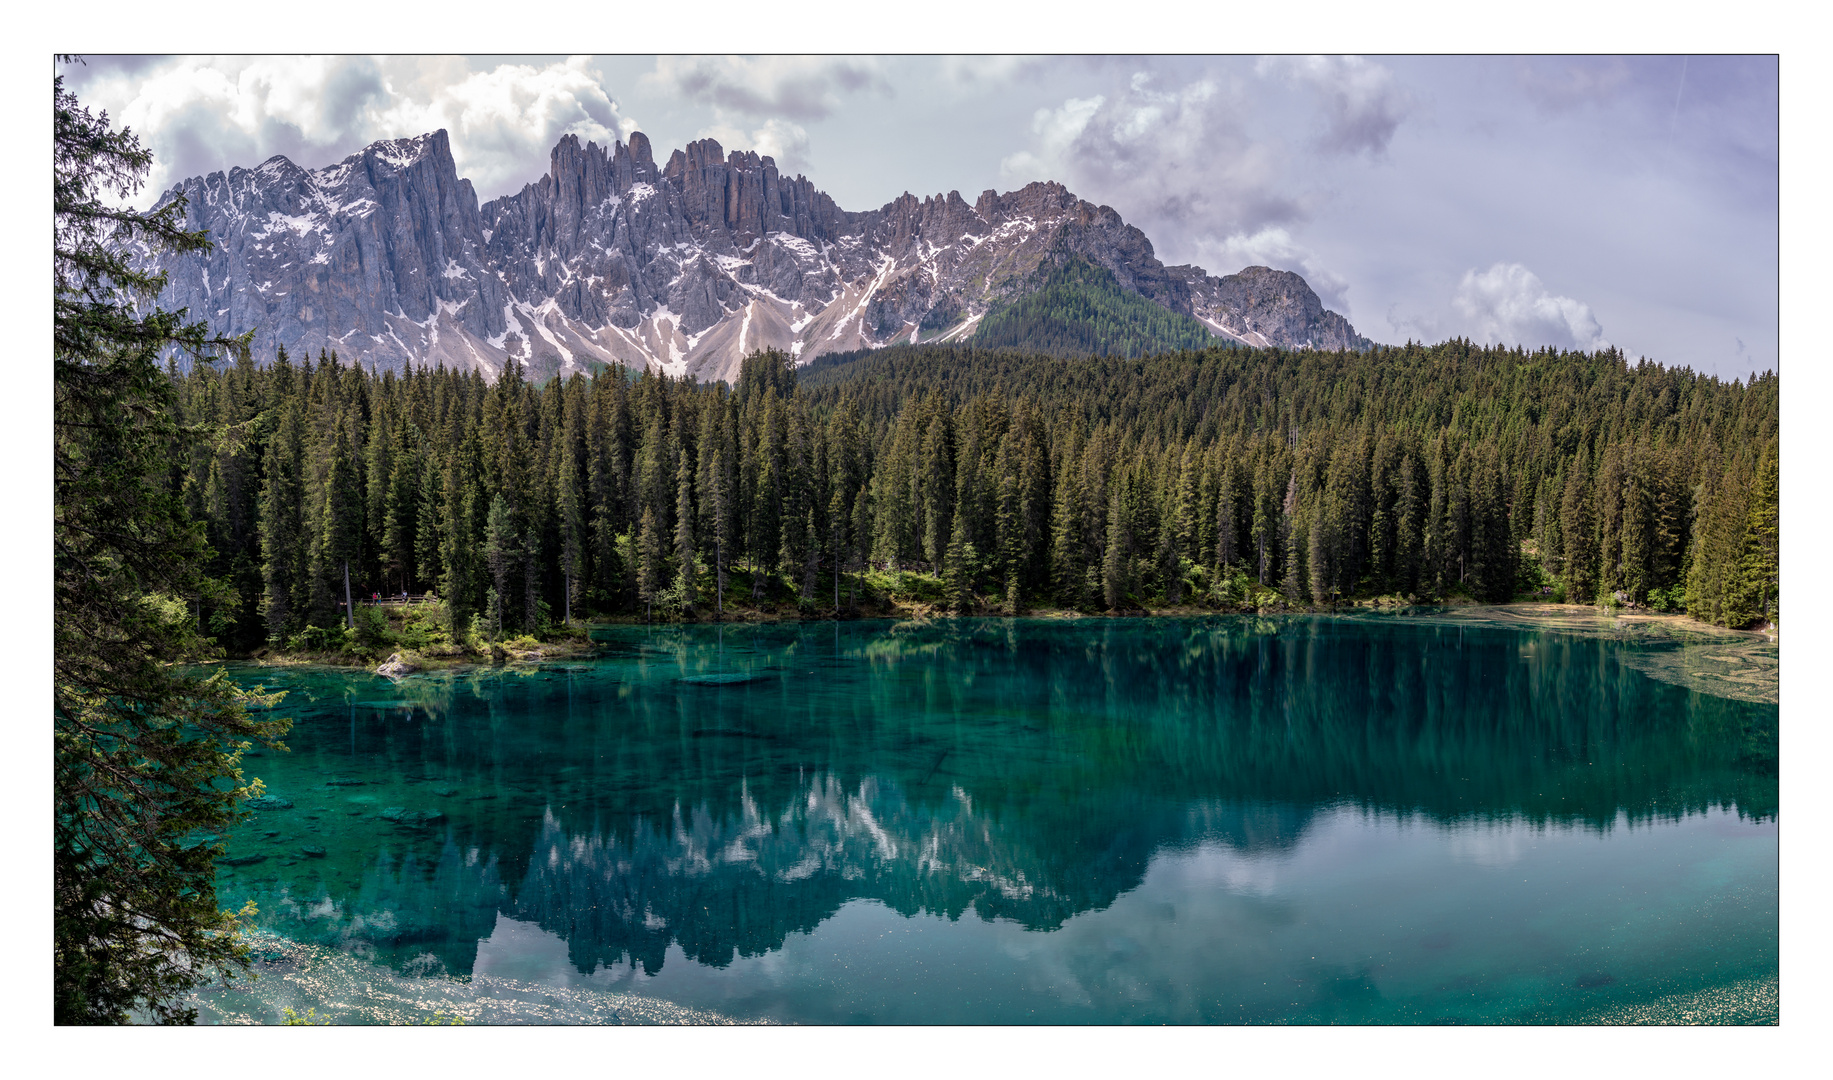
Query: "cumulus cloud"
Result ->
[[69, 55, 635, 205], [1204, 226, 1352, 313], [644, 56, 890, 120], [370, 57, 633, 195], [1001, 70, 1303, 258], [1452, 263, 1609, 351], [1258, 55, 1413, 157], [694, 117, 813, 173], [997, 67, 1363, 309]]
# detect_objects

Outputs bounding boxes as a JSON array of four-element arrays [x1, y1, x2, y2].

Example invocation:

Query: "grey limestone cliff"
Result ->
[[148, 129, 1371, 382]]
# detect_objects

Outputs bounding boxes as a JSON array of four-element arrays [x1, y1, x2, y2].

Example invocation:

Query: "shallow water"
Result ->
[[192, 614, 1778, 1024]]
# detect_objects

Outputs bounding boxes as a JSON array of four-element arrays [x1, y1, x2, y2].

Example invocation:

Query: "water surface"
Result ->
[[194, 614, 1778, 1024]]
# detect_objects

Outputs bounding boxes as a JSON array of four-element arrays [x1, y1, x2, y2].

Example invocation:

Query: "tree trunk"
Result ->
[[343, 560, 355, 629]]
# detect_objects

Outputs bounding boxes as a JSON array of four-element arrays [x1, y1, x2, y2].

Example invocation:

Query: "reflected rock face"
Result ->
[[507, 774, 1217, 975], [216, 616, 1775, 979]]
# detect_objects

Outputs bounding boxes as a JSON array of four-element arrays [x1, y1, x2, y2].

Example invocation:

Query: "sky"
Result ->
[[62, 54, 1778, 379]]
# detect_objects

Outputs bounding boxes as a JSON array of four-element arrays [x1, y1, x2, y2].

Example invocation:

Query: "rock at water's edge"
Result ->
[[376, 652, 419, 678]]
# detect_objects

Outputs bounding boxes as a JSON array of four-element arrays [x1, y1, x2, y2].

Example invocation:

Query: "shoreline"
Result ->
[[220, 600, 1775, 676]]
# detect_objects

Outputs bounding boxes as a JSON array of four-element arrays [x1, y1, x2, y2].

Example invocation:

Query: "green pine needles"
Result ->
[[159, 336, 1776, 637], [54, 59, 290, 1024]]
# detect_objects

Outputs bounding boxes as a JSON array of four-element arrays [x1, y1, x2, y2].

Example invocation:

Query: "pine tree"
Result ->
[[414, 446, 444, 593], [1393, 453, 1424, 598], [1280, 470, 1303, 600], [258, 398, 307, 639], [484, 495, 518, 636], [1104, 471, 1135, 609], [1733, 446, 1779, 626], [54, 63, 284, 1024], [317, 423, 364, 629], [553, 388, 586, 625], [1214, 453, 1238, 576], [944, 508, 974, 612], [675, 438, 698, 615], [380, 431, 419, 595], [1049, 445, 1087, 609], [637, 505, 664, 621], [1561, 455, 1598, 604]]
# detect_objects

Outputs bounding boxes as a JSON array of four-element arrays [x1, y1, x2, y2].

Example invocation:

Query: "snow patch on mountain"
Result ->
[[144, 130, 1371, 383]]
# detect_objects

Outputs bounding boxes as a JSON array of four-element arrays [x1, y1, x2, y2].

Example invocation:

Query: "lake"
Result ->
[[192, 612, 1778, 1024]]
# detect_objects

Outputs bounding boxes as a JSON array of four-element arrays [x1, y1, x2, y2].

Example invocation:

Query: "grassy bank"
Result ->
[[238, 567, 1770, 673]]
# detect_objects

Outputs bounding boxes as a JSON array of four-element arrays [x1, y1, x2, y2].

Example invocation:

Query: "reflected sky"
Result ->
[[196, 615, 1777, 1024]]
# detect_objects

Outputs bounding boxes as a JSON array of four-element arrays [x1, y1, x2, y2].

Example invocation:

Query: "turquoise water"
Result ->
[[193, 614, 1778, 1024]]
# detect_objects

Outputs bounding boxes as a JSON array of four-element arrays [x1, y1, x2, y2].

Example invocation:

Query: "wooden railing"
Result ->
[[339, 594, 431, 608]]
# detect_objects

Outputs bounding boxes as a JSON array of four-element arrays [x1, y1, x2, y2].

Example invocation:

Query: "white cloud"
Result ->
[[644, 56, 889, 120], [997, 67, 1360, 307], [1452, 263, 1609, 352], [997, 94, 1104, 183], [1257, 54, 1413, 157], [1203, 226, 1352, 313], [694, 117, 812, 174], [370, 56, 630, 196], [645, 56, 894, 176], [76, 55, 634, 206], [1001, 71, 1303, 253]]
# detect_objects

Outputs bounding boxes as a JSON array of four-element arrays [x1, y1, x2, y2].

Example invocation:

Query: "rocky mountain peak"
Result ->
[[147, 129, 1371, 382]]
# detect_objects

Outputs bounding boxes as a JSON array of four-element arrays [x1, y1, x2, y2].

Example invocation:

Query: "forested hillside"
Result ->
[[967, 257, 1220, 359], [170, 339, 1778, 655]]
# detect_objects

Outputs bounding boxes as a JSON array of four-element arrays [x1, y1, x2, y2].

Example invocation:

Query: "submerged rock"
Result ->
[[244, 795, 294, 810], [298, 844, 327, 858], [325, 777, 366, 787], [375, 652, 419, 678], [378, 807, 446, 828], [680, 671, 763, 686], [217, 853, 267, 867]]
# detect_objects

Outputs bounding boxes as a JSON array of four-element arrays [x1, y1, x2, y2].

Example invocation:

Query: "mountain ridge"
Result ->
[[146, 128, 1372, 381]]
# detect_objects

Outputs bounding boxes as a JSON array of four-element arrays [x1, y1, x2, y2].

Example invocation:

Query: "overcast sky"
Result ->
[[63, 54, 1777, 379]]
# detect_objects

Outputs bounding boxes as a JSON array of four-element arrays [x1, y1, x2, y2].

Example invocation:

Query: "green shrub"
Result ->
[[353, 605, 392, 649], [284, 625, 343, 653], [396, 619, 449, 650]]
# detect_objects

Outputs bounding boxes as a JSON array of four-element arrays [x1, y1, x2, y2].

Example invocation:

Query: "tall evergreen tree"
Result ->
[[54, 63, 284, 1024]]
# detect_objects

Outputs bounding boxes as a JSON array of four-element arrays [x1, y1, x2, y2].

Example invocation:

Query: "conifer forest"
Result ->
[[170, 337, 1779, 654]]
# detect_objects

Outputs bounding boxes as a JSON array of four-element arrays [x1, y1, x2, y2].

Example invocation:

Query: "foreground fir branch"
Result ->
[[54, 59, 289, 1024]]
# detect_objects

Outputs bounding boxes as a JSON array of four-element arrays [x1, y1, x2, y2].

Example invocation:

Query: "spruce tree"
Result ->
[[484, 495, 518, 635], [637, 506, 664, 621], [1734, 447, 1779, 626], [675, 441, 698, 615], [258, 398, 307, 639], [54, 62, 285, 1024]]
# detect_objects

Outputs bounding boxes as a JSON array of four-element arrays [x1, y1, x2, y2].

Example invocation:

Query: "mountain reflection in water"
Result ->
[[209, 615, 1776, 1020]]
